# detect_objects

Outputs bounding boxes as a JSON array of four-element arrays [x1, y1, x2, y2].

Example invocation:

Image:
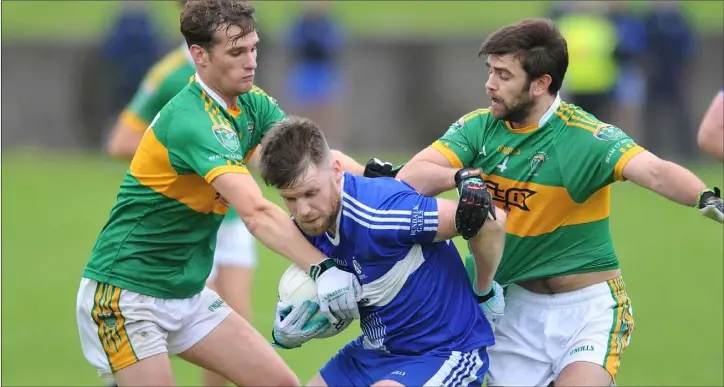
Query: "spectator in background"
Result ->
[[284, 1, 346, 148], [101, 2, 162, 114], [608, 2, 647, 141], [697, 89, 724, 161], [643, 0, 696, 159], [555, 2, 619, 122]]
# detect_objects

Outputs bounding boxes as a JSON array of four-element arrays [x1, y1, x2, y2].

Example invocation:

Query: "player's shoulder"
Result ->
[[141, 47, 195, 93], [239, 85, 280, 109], [345, 174, 422, 210], [451, 108, 492, 131], [153, 85, 214, 136], [552, 101, 628, 143]]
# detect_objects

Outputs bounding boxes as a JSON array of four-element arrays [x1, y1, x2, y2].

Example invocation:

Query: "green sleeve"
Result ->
[[430, 109, 487, 168], [167, 110, 250, 183], [563, 123, 645, 201]]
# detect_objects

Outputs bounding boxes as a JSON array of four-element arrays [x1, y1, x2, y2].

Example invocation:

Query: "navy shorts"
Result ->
[[320, 337, 489, 387]]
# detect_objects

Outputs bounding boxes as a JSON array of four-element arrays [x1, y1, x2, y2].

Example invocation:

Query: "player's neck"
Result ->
[[508, 94, 556, 129], [196, 72, 239, 109]]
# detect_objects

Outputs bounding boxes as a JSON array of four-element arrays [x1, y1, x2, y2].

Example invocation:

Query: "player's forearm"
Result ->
[[397, 160, 457, 196], [331, 150, 365, 175], [628, 156, 708, 206], [240, 202, 326, 271], [467, 209, 507, 293]]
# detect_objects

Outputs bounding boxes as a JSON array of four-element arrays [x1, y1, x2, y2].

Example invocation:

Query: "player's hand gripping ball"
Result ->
[[454, 168, 496, 240], [697, 187, 724, 223], [277, 263, 354, 340]]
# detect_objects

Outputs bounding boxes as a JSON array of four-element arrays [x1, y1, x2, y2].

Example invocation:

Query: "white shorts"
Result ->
[[76, 278, 232, 378], [209, 219, 257, 281], [487, 277, 634, 387]]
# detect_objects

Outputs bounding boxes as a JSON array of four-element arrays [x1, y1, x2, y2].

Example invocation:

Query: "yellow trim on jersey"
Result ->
[[119, 110, 150, 133], [143, 48, 188, 91], [130, 129, 228, 215], [205, 164, 250, 183], [603, 277, 634, 380], [505, 121, 538, 134], [613, 145, 645, 181], [554, 103, 599, 133], [431, 140, 464, 169], [202, 91, 220, 126], [91, 283, 138, 372], [482, 172, 610, 237], [461, 108, 489, 123]]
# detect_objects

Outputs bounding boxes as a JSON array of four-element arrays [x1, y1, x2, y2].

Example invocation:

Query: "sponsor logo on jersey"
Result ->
[[212, 124, 241, 152], [485, 180, 537, 211], [529, 151, 547, 176], [410, 205, 425, 236], [497, 145, 522, 155], [593, 123, 625, 141], [570, 344, 595, 355]]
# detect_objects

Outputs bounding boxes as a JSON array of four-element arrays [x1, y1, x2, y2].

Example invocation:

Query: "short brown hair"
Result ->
[[180, 0, 256, 51], [259, 117, 331, 189], [479, 18, 568, 95]]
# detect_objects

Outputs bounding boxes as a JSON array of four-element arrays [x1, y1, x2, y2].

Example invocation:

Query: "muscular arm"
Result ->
[[433, 199, 506, 292], [468, 207, 506, 293], [396, 147, 459, 196], [331, 150, 366, 175], [622, 150, 708, 206], [211, 173, 326, 271], [697, 91, 724, 161]]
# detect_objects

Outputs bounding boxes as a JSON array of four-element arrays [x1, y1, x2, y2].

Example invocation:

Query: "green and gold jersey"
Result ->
[[433, 98, 644, 285], [118, 45, 246, 222], [84, 76, 287, 299]]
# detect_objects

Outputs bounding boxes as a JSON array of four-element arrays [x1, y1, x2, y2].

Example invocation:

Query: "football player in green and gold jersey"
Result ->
[[368, 18, 723, 387], [78, 1, 365, 386], [104, 2, 260, 386]]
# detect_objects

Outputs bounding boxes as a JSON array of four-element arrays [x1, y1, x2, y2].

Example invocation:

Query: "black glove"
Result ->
[[364, 158, 404, 178], [454, 168, 496, 240]]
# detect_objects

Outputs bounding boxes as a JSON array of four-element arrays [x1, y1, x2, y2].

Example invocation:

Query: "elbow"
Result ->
[[234, 200, 272, 235]]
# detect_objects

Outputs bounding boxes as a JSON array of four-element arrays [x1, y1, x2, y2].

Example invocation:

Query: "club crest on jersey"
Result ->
[[593, 123, 625, 141], [529, 152, 547, 176], [212, 124, 240, 152]]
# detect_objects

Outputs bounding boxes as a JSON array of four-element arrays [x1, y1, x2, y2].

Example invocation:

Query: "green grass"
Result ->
[[1, 151, 723, 386], [2, 1, 722, 39]]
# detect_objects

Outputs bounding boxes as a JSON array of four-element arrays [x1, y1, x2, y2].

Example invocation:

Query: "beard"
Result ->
[[492, 85, 536, 123], [295, 182, 341, 237]]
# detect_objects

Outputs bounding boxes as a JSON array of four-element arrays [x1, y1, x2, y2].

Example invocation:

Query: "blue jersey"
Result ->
[[304, 173, 494, 355]]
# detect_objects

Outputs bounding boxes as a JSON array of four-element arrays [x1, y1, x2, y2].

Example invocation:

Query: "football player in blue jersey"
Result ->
[[258, 116, 508, 387]]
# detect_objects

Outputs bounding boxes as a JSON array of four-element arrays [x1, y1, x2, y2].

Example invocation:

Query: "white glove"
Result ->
[[697, 188, 724, 223], [272, 300, 330, 349], [312, 260, 362, 324], [478, 281, 505, 332]]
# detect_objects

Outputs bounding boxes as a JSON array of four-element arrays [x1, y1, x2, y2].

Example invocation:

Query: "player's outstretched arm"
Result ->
[[466, 207, 506, 293], [697, 90, 724, 161], [211, 172, 328, 270], [622, 151, 723, 223], [396, 147, 459, 196]]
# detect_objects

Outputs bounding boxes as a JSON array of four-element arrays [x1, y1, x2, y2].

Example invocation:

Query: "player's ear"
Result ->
[[531, 74, 552, 97], [332, 158, 343, 181], [189, 44, 209, 68]]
